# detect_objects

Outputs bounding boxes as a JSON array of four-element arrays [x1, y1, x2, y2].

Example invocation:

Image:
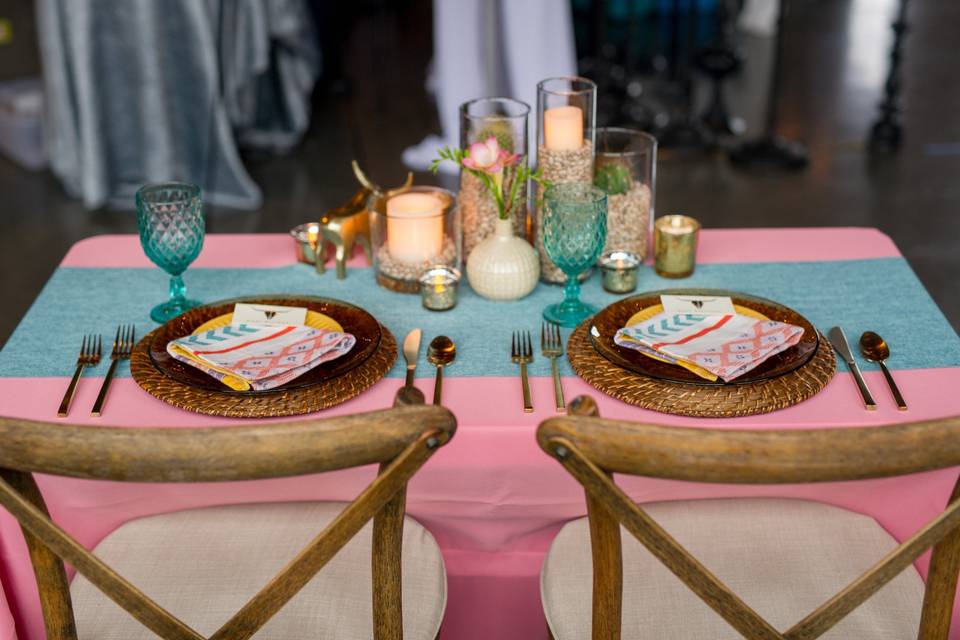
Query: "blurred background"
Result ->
[[0, 0, 957, 346]]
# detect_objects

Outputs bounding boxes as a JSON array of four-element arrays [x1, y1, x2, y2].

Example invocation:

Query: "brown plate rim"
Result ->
[[148, 295, 382, 395], [588, 288, 820, 386], [131, 323, 398, 418]]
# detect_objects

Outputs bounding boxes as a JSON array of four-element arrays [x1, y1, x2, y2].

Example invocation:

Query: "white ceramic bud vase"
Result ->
[[466, 218, 540, 300]]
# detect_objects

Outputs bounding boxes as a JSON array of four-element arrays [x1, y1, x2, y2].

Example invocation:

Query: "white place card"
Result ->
[[231, 303, 308, 327], [660, 294, 735, 316]]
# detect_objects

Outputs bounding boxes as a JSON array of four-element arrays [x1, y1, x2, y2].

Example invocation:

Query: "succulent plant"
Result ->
[[594, 162, 633, 196]]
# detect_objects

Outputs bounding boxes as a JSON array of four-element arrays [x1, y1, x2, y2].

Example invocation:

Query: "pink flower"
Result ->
[[463, 137, 509, 175], [500, 150, 521, 167]]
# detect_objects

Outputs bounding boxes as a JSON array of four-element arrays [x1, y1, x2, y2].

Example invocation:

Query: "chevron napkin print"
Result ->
[[167, 323, 356, 391], [615, 312, 804, 382]]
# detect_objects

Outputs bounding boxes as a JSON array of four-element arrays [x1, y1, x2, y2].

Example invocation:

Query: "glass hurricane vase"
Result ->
[[459, 97, 530, 257], [541, 183, 608, 327], [136, 182, 205, 323]]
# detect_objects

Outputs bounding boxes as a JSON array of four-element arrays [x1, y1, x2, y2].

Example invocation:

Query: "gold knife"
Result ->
[[403, 329, 422, 388], [827, 326, 876, 410]]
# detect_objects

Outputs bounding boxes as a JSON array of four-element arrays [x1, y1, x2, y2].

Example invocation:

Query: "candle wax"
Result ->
[[543, 106, 584, 151], [386, 193, 445, 265]]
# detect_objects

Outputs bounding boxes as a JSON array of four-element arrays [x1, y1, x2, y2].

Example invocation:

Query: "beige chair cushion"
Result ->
[[542, 498, 925, 639], [71, 502, 446, 639]]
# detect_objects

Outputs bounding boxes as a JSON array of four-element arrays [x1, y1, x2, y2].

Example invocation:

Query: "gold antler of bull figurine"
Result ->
[[314, 162, 413, 279]]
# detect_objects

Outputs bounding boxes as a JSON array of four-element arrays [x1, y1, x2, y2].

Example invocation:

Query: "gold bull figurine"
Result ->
[[314, 161, 413, 279]]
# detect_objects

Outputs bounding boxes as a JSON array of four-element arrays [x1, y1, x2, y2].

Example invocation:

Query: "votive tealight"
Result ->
[[654, 215, 700, 278], [599, 250, 641, 293], [419, 266, 461, 311], [290, 222, 322, 265]]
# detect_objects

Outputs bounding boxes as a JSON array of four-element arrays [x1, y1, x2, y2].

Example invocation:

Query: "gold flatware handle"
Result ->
[[520, 361, 533, 413], [57, 363, 85, 417], [848, 360, 877, 410], [550, 357, 564, 412], [91, 359, 119, 417], [879, 361, 907, 410], [433, 365, 444, 405]]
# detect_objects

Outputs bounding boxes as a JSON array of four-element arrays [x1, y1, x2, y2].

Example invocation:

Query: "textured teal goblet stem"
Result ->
[[560, 276, 582, 312], [169, 275, 186, 304]]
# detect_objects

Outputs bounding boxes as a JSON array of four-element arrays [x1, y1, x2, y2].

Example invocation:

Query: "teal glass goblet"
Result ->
[[136, 183, 205, 323], [542, 183, 608, 327]]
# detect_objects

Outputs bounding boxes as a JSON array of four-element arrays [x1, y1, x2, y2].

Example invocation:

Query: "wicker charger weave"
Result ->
[[568, 293, 836, 417], [131, 297, 397, 418]]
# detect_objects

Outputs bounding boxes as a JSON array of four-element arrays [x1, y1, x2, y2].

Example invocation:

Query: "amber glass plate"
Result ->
[[588, 289, 819, 386], [148, 296, 382, 395]]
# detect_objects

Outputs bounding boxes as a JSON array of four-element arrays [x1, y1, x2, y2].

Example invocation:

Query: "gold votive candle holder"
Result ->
[[599, 250, 641, 293], [419, 266, 461, 311], [290, 222, 321, 264], [654, 215, 700, 278]]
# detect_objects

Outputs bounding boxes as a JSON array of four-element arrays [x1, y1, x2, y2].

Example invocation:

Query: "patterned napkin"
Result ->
[[167, 324, 356, 391], [615, 312, 804, 382]]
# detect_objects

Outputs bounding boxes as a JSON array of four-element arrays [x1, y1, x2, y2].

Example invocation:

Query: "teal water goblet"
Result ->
[[542, 183, 608, 327], [136, 182, 205, 323]]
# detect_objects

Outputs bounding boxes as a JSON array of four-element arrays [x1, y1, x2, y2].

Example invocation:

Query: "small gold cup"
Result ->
[[654, 215, 700, 278]]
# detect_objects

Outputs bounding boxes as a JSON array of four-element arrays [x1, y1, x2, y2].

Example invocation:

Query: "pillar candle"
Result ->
[[386, 193, 445, 264], [543, 105, 584, 150]]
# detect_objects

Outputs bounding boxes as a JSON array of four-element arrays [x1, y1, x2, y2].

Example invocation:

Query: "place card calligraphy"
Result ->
[[232, 303, 307, 327], [660, 295, 735, 316]]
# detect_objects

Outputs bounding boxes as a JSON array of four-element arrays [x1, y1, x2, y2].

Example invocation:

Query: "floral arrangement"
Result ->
[[431, 137, 545, 221]]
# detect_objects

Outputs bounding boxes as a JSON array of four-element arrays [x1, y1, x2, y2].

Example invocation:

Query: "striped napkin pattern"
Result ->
[[167, 324, 356, 391], [615, 312, 804, 382]]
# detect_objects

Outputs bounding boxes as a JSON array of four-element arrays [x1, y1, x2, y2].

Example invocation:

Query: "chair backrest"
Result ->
[[0, 386, 455, 640], [537, 395, 960, 640]]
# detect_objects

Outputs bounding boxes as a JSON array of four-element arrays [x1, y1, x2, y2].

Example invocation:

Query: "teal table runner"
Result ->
[[1, 259, 958, 379]]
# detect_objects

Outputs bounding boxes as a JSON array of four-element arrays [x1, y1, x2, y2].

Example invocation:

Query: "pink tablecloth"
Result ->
[[2, 228, 959, 639]]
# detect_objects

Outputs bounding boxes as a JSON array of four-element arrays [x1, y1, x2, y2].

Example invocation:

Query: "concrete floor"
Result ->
[[0, 0, 957, 347]]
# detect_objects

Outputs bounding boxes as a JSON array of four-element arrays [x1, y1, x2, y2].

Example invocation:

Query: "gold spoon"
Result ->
[[427, 336, 456, 405], [859, 331, 907, 410]]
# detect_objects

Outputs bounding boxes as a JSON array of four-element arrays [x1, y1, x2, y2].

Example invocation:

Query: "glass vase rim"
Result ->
[[595, 127, 658, 156], [135, 181, 202, 203], [460, 96, 531, 119], [537, 76, 598, 97], [381, 185, 456, 220], [544, 181, 607, 204]]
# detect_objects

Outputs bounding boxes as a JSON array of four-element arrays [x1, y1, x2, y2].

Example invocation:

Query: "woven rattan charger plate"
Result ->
[[568, 292, 836, 418], [131, 296, 397, 418]]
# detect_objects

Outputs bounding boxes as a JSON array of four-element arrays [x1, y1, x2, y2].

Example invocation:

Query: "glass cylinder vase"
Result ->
[[370, 186, 461, 293], [459, 97, 530, 258], [594, 127, 657, 261], [535, 77, 597, 283]]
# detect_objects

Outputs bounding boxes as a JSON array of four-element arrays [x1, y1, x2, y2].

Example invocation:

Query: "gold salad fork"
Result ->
[[58, 334, 102, 417], [541, 322, 565, 412], [511, 330, 534, 413], [91, 325, 135, 417]]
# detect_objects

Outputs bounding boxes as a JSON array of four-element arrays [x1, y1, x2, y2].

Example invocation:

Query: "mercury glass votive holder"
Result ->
[[599, 250, 641, 293], [419, 266, 461, 311], [654, 214, 701, 278], [290, 223, 322, 264]]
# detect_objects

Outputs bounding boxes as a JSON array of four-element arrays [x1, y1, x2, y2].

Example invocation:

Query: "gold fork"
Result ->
[[58, 334, 102, 417], [541, 322, 565, 412], [511, 330, 534, 413], [91, 325, 135, 417]]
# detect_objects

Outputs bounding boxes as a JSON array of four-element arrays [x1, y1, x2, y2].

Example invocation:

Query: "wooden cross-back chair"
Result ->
[[0, 387, 455, 640], [537, 395, 960, 640]]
